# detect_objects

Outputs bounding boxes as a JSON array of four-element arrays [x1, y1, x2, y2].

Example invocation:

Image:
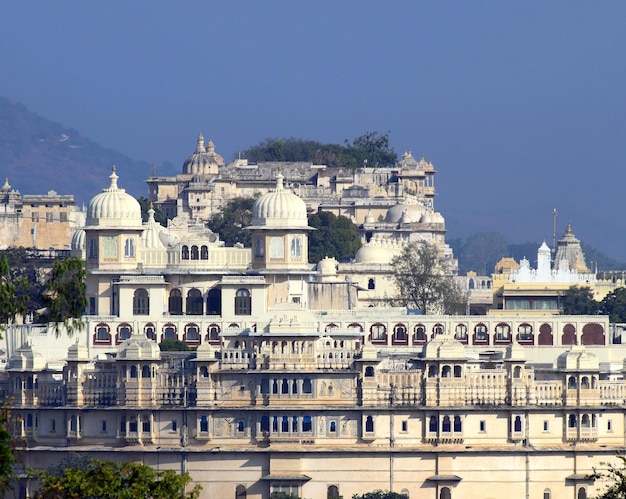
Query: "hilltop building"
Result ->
[[3, 167, 626, 499], [0, 177, 84, 250]]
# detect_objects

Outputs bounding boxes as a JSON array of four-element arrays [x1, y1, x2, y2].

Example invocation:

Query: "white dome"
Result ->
[[86, 168, 142, 228], [118, 333, 161, 360], [141, 207, 166, 249], [251, 172, 308, 228], [385, 201, 426, 223], [354, 238, 403, 264], [71, 229, 85, 250]]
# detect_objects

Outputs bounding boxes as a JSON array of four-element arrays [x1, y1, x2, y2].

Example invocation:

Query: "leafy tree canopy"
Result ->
[[206, 197, 256, 247], [159, 339, 192, 352], [138, 196, 167, 226], [391, 241, 466, 315], [600, 288, 626, 323], [308, 211, 361, 263], [241, 131, 398, 169], [31, 459, 201, 499], [352, 490, 408, 499], [561, 286, 600, 316], [0, 401, 17, 497], [42, 256, 88, 336]]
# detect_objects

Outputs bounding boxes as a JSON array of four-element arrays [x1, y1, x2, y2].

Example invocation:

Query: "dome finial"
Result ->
[[196, 133, 206, 153], [109, 166, 119, 190], [276, 167, 284, 191]]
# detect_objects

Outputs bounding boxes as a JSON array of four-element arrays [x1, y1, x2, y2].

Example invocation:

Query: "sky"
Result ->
[[1, 1, 625, 259]]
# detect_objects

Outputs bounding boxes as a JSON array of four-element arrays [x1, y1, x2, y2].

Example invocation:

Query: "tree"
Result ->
[[600, 288, 626, 323], [391, 241, 464, 315], [206, 197, 256, 247], [0, 252, 27, 338], [308, 211, 361, 263], [352, 491, 408, 499], [159, 339, 192, 352], [349, 131, 397, 168], [0, 401, 17, 498], [561, 286, 600, 315], [42, 256, 88, 337], [32, 459, 201, 499], [588, 452, 626, 498]]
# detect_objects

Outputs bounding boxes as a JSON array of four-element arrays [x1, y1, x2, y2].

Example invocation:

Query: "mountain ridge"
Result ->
[[0, 97, 150, 203]]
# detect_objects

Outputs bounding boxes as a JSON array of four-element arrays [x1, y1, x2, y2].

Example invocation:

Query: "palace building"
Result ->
[[3, 166, 626, 499]]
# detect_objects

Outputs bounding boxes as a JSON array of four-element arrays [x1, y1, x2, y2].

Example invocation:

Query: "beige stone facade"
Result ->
[[3, 168, 626, 499], [0, 178, 83, 250]]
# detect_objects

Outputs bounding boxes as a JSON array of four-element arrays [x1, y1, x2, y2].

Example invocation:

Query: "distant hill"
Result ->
[[0, 97, 151, 203]]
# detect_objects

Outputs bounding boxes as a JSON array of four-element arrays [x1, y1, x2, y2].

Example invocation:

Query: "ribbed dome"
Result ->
[[86, 168, 142, 228], [251, 172, 308, 228], [141, 207, 166, 249], [182, 133, 224, 175], [71, 229, 85, 250]]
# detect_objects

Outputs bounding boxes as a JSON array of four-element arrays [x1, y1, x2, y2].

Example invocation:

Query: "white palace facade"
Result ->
[[3, 168, 626, 499]]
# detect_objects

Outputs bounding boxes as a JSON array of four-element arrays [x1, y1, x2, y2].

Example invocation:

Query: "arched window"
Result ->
[[454, 365, 462, 378], [163, 323, 177, 340], [393, 324, 407, 342], [237, 420, 245, 433], [495, 323, 511, 342], [543, 489, 551, 499], [568, 414, 577, 428], [568, 376, 577, 389], [302, 378, 312, 394], [514, 416, 522, 432], [118, 324, 132, 341], [191, 245, 199, 260], [455, 323, 468, 341], [184, 323, 200, 343], [368, 278, 375, 290], [428, 365, 437, 378], [513, 366, 522, 378], [454, 416, 462, 432], [186, 288, 203, 315], [365, 366, 375, 377], [365, 415, 374, 433], [578, 487, 587, 499], [235, 289, 251, 315], [207, 324, 220, 343], [200, 245, 208, 260], [124, 238, 135, 258], [95, 323, 111, 343], [442, 365, 451, 378], [141, 365, 150, 378], [415, 324, 426, 342], [327, 485, 340, 499], [133, 289, 149, 315], [329, 421, 337, 433], [142, 416, 150, 433], [475, 323, 488, 341], [370, 323, 387, 342], [302, 416, 312, 432], [144, 323, 156, 341], [236, 485, 247, 499], [581, 376, 590, 389], [169, 289, 183, 315], [442, 416, 451, 432], [581, 414, 590, 428], [130, 366, 138, 378], [290, 237, 302, 258], [429, 416, 438, 433], [181, 245, 189, 260], [440, 487, 451, 499], [260, 416, 270, 432], [200, 416, 208, 433], [206, 288, 222, 315]]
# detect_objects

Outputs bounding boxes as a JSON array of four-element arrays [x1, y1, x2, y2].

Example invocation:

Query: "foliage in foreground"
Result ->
[[352, 491, 408, 499], [31, 459, 201, 499], [0, 401, 17, 498], [589, 452, 626, 498]]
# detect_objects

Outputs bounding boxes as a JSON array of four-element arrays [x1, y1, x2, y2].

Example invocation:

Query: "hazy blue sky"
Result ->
[[1, 2, 625, 259]]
